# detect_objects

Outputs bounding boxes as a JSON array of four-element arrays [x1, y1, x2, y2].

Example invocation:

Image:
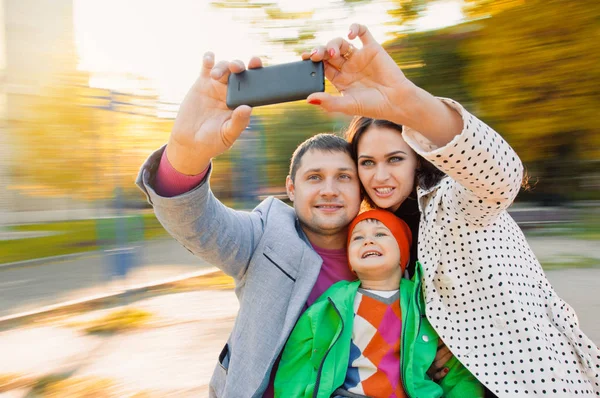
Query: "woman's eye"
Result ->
[[389, 156, 404, 163], [360, 160, 374, 167]]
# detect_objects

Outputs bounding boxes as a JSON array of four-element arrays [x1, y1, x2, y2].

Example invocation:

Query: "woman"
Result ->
[[305, 23, 600, 397]]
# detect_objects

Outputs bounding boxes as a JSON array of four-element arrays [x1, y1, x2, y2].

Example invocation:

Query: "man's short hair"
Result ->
[[289, 134, 353, 183]]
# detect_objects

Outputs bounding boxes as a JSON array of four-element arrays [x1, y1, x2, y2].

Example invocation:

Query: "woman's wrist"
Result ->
[[389, 83, 463, 147]]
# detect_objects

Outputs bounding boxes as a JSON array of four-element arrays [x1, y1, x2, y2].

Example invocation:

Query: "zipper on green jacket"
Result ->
[[313, 297, 344, 398], [400, 282, 413, 398]]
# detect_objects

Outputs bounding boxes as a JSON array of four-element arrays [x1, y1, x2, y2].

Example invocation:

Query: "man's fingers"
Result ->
[[221, 105, 252, 148], [201, 52, 215, 78], [229, 60, 246, 74], [349, 23, 375, 47], [247, 56, 263, 69]]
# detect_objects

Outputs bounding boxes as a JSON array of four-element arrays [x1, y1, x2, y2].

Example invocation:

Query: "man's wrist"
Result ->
[[165, 139, 211, 176]]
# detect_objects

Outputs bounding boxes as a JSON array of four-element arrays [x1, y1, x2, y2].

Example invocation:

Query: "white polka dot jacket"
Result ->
[[401, 98, 600, 397]]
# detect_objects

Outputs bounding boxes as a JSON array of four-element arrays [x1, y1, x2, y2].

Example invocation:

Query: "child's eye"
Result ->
[[375, 232, 388, 237], [352, 235, 364, 241]]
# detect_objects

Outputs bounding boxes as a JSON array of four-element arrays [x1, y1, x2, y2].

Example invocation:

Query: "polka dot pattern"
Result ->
[[402, 99, 600, 397]]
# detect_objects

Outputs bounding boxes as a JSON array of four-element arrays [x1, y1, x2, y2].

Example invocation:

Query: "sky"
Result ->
[[73, 0, 464, 107]]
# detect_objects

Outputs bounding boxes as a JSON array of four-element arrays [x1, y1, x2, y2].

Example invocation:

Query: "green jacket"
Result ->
[[275, 262, 483, 398]]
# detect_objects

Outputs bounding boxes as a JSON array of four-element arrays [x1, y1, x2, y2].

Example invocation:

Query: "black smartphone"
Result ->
[[226, 60, 324, 109]]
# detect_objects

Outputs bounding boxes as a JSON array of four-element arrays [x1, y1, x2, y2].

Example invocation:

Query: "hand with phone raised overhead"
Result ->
[[303, 23, 462, 147], [165, 53, 263, 176]]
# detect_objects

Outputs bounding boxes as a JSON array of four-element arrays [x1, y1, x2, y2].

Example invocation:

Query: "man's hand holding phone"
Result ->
[[165, 53, 263, 176]]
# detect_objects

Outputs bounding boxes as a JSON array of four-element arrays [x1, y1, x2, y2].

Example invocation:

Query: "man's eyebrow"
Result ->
[[302, 167, 355, 174], [357, 150, 408, 159]]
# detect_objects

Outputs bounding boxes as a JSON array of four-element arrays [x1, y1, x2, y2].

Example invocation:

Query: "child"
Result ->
[[274, 209, 483, 398]]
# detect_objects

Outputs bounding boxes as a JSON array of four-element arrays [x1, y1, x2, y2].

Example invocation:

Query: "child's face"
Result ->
[[348, 219, 402, 282]]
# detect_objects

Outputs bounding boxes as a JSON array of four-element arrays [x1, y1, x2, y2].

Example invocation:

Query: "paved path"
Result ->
[[0, 239, 207, 318], [0, 235, 598, 396], [1, 270, 598, 397]]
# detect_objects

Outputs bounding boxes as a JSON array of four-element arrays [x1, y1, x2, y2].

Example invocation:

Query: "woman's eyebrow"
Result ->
[[358, 150, 408, 159]]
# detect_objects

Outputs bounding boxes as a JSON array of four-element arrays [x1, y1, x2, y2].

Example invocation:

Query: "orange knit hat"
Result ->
[[347, 209, 413, 273]]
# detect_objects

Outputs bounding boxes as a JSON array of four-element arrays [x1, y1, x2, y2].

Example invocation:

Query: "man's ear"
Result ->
[[285, 175, 295, 202]]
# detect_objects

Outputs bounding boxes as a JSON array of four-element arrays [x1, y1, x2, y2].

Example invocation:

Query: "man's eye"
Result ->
[[359, 159, 374, 167], [307, 175, 320, 181], [339, 174, 352, 180]]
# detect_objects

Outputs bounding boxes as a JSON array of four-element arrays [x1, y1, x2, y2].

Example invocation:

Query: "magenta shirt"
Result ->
[[155, 150, 356, 397]]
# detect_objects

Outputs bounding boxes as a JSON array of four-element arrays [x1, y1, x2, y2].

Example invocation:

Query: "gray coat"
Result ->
[[136, 146, 323, 398]]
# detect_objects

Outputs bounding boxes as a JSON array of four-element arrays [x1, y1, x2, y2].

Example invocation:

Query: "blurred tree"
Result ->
[[14, 82, 173, 201], [384, 23, 475, 105], [461, 0, 600, 203]]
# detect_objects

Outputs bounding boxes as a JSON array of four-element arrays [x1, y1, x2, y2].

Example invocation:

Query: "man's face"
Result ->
[[286, 149, 361, 244]]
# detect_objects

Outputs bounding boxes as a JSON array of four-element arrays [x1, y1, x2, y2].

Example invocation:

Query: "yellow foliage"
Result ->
[[462, 0, 600, 163]]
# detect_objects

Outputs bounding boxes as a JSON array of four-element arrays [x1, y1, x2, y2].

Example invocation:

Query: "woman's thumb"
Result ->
[[221, 105, 252, 148]]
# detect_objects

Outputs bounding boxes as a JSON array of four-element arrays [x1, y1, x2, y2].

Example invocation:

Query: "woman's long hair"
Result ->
[[344, 116, 446, 276]]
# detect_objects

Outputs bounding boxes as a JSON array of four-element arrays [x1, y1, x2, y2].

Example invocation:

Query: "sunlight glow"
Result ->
[[73, 0, 463, 107]]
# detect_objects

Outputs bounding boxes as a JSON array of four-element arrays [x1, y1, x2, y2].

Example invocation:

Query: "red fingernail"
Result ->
[[443, 367, 450, 375], [328, 48, 335, 58], [308, 99, 322, 105]]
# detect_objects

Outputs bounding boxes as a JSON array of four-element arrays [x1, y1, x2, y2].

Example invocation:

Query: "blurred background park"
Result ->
[[0, 0, 598, 396]]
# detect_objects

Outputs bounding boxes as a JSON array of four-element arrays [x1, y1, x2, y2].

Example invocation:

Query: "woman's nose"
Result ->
[[374, 165, 389, 181]]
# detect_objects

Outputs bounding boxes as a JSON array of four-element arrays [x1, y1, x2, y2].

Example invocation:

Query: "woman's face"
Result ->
[[357, 125, 418, 212]]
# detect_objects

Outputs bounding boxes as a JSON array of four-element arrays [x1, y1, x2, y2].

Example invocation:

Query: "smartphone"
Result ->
[[226, 60, 324, 109]]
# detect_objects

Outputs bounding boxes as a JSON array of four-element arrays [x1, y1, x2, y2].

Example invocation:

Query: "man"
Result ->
[[136, 53, 362, 397]]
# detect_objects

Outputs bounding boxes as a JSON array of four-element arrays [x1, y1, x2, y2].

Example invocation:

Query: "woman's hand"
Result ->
[[166, 53, 263, 175], [427, 339, 453, 381], [303, 23, 463, 147], [301, 23, 415, 124]]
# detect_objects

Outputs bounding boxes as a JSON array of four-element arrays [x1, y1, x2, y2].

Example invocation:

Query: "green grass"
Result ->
[[0, 213, 167, 264], [524, 210, 600, 241], [540, 255, 600, 270]]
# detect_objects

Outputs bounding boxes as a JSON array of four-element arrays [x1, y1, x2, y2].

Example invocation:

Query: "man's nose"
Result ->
[[320, 178, 339, 196]]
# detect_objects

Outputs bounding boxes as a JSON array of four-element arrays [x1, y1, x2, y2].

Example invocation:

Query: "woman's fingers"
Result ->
[[306, 92, 356, 115], [429, 366, 450, 382], [349, 23, 375, 47], [433, 344, 453, 368]]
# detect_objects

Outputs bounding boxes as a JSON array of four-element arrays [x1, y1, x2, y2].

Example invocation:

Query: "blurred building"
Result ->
[[0, 0, 93, 223]]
